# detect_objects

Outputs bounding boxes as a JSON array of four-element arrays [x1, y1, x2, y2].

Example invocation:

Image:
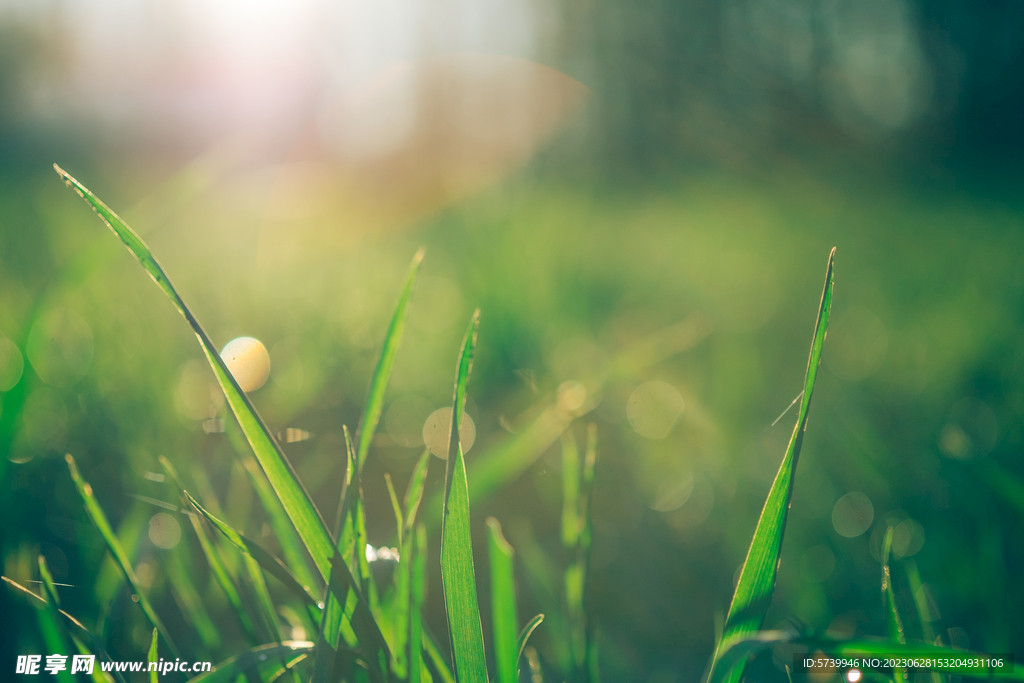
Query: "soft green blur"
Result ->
[[2, 1, 1023, 681]]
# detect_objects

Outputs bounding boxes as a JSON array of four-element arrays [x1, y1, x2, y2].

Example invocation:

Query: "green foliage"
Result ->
[[707, 248, 834, 683]]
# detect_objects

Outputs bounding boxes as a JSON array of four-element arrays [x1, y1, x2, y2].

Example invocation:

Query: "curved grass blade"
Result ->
[[186, 642, 316, 683], [487, 519, 519, 683], [148, 628, 159, 683], [54, 165, 337, 581], [515, 614, 544, 666], [65, 454, 180, 657], [184, 491, 318, 608], [707, 248, 835, 683], [386, 473, 404, 547], [159, 456, 257, 644], [440, 311, 488, 683], [424, 627, 457, 683]]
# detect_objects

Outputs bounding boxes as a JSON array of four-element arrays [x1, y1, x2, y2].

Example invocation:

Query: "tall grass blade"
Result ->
[[440, 311, 488, 683], [424, 628, 457, 683], [405, 450, 431, 534], [187, 642, 316, 683], [355, 248, 424, 472], [55, 166, 337, 581], [707, 248, 835, 683], [65, 454, 180, 657], [148, 628, 159, 683], [487, 518, 519, 683], [184, 492, 317, 608]]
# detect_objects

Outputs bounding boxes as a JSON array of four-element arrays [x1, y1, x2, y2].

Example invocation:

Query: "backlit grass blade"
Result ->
[[516, 615, 544, 666], [159, 456, 257, 644], [710, 632, 1024, 683], [355, 248, 424, 472], [3, 576, 126, 683], [187, 642, 316, 683], [411, 523, 428, 683], [386, 473, 404, 547], [65, 454, 180, 657], [405, 450, 431, 533], [184, 492, 318, 608], [55, 165, 336, 581], [148, 628, 159, 683], [487, 519, 519, 683], [440, 310, 488, 683], [707, 248, 835, 683]]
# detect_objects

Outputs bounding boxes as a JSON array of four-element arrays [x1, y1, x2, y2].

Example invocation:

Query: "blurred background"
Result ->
[[1, 0, 1023, 680]]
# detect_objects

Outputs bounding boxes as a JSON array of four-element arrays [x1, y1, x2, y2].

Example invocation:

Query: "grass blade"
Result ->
[[707, 248, 835, 683], [440, 310, 488, 683], [515, 614, 544, 666], [487, 519, 519, 683], [55, 165, 337, 581], [187, 642, 316, 683], [882, 527, 908, 682], [411, 523, 428, 683], [404, 450, 431, 534], [386, 473, 404, 547], [355, 248, 424, 472], [184, 492, 318, 608], [65, 454, 180, 657], [148, 628, 159, 683], [424, 627, 457, 683]]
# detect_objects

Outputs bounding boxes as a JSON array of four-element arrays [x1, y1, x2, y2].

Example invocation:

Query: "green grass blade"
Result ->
[[65, 454, 180, 657], [355, 248, 425, 472], [184, 491, 318, 608], [580, 424, 597, 555], [55, 165, 337, 581], [411, 523, 428, 683], [487, 519, 519, 683], [561, 431, 580, 548], [708, 248, 835, 683], [515, 614, 544, 666], [148, 628, 159, 683], [386, 473, 404, 547], [159, 456, 258, 644], [405, 450, 431, 534], [187, 642, 316, 683], [440, 310, 488, 683]]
